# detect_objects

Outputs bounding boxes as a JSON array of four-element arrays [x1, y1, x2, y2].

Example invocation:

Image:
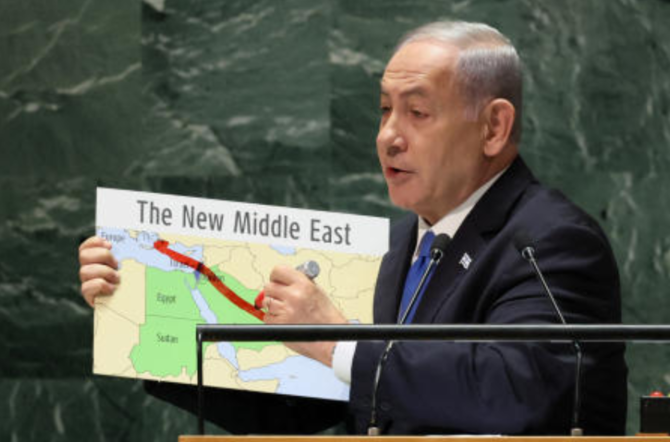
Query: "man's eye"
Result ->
[[380, 106, 391, 114], [411, 110, 427, 118]]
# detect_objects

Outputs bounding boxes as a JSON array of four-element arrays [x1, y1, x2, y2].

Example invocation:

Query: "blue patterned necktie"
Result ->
[[398, 230, 436, 324]]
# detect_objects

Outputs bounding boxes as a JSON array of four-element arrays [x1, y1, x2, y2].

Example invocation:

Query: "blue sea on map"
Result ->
[[184, 278, 241, 368], [270, 244, 296, 255], [238, 355, 350, 401], [96, 228, 203, 273]]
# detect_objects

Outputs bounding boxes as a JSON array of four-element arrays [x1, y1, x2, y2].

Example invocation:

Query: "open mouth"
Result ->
[[385, 166, 412, 179]]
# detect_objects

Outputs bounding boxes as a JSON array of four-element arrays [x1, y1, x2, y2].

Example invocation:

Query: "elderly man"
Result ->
[[259, 21, 627, 435], [80, 21, 626, 435]]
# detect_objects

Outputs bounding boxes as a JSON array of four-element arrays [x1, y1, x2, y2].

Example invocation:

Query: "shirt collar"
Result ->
[[414, 167, 508, 258]]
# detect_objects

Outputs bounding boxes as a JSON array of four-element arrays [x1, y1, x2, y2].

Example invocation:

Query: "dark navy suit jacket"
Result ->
[[348, 156, 627, 435]]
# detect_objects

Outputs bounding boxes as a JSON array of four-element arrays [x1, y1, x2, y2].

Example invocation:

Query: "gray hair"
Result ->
[[396, 21, 523, 144]]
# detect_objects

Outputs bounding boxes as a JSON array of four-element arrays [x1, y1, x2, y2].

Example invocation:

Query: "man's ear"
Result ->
[[481, 99, 515, 157]]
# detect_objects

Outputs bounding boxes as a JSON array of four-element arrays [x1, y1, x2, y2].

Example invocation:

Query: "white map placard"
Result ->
[[93, 188, 389, 401]]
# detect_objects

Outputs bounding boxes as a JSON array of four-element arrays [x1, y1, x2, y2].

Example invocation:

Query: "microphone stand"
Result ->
[[368, 246, 446, 436], [521, 246, 584, 437]]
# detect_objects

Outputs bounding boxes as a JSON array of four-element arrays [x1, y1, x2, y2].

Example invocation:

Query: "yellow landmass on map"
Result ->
[[329, 259, 382, 300], [93, 259, 145, 377], [337, 288, 375, 323], [93, 303, 140, 375], [199, 344, 238, 388], [202, 344, 279, 393], [97, 258, 146, 324], [237, 344, 290, 371], [200, 246, 233, 270], [212, 246, 265, 292], [234, 377, 279, 392]]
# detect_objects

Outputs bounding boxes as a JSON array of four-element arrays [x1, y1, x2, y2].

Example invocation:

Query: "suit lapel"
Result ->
[[411, 221, 486, 323], [373, 215, 416, 324], [411, 156, 537, 323]]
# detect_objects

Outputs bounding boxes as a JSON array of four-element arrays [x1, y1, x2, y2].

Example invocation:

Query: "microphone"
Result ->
[[368, 233, 451, 436], [513, 232, 584, 437]]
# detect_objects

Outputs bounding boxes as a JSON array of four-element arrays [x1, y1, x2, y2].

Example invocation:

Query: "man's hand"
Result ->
[[262, 265, 347, 366], [78, 236, 120, 307]]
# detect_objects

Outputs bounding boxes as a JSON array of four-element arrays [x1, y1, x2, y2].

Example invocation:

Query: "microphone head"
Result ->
[[512, 231, 535, 261], [430, 233, 451, 261], [295, 260, 320, 279]]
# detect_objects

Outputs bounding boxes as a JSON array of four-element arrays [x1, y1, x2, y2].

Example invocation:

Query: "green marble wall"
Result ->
[[1, 0, 668, 439]]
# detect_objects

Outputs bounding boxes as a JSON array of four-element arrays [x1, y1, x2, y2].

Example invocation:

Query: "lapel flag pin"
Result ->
[[459, 253, 472, 270]]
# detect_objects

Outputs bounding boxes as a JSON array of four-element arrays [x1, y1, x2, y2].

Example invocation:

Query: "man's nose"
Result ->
[[377, 118, 407, 157]]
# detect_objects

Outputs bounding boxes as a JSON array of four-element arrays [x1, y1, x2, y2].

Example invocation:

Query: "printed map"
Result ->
[[93, 227, 382, 401]]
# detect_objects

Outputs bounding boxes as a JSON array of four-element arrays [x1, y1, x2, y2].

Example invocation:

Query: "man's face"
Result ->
[[377, 40, 485, 224]]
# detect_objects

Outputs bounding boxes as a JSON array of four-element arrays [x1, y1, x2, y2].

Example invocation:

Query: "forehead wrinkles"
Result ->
[[381, 44, 458, 98], [380, 66, 456, 105], [382, 62, 440, 87], [381, 72, 429, 98]]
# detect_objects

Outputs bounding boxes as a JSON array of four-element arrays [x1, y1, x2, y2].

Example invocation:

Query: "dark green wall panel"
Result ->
[[1, 0, 669, 439]]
